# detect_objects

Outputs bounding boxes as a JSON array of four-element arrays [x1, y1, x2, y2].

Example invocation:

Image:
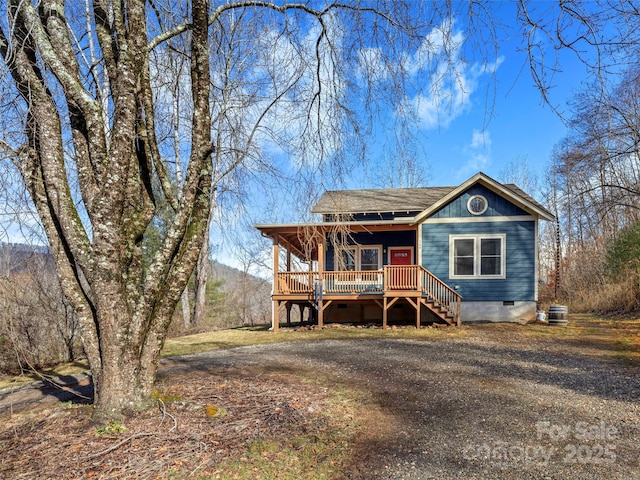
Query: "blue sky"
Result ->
[[339, 3, 591, 195], [420, 38, 583, 190], [2, 2, 593, 267]]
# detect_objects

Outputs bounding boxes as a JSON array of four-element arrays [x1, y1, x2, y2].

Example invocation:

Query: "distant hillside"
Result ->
[[0, 243, 267, 285], [208, 260, 272, 326], [0, 243, 272, 327], [0, 243, 53, 276], [209, 261, 268, 285]]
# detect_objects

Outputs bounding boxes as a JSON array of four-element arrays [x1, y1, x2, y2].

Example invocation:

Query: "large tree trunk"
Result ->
[[0, 0, 212, 419], [193, 229, 210, 326], [0, 0, 440, 421], [181, 289, 192, 330]]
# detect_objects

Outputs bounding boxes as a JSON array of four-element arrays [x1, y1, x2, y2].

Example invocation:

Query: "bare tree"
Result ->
[[0, 246, 80, 373], [1, 1, 478, 419], [516, 0, 640, 112], [499, 156, 539, 196]]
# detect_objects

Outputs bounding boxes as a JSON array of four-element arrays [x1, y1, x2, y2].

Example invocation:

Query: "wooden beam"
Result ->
[[286, 303, 292, 326], [271, 235, 280, 332], [316, 299, 333, 329], [317, 239, 324, 274], [383, 297, 388, 329], [272, 299, 280, 332], [386, 297, 400, 309]]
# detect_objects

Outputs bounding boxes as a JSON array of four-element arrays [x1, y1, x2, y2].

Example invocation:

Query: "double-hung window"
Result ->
[[337, 245, 382, 271], [450, 234, 505, 278]]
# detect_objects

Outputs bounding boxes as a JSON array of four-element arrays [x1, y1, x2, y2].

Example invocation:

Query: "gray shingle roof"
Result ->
[[312, 186, 457, 214], [312, 181, 552, 219]]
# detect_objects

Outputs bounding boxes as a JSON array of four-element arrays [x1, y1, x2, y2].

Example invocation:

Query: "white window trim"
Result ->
[[467, 195, 488, 215], [449, 234, 506, 279], [336, 245, 383, 271]]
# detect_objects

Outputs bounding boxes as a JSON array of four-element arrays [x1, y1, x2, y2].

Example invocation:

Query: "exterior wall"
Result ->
[[421, 184, 539, 322], [430, 184, 529, 219], [422, 220, 536, 302], [461, 301, 537, 323], [325, 230, 416, 270]]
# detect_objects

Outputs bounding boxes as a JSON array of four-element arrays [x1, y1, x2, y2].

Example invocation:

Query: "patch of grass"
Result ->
[[161, 324, 466, 358], [520, 314, 640, 362], [204, 404, 227, 418], [212, 394, 359, 480], [212, 432, 351, 480], [151, 388, 182, 404], [0, 360, 89, 390], [95, 420, 127, 436]]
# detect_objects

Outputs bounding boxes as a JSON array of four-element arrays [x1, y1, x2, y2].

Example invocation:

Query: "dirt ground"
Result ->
[[1, 319, 639, 479]]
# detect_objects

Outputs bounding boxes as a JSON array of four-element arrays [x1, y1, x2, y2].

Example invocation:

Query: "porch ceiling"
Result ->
[[256, 221, 417, 262]]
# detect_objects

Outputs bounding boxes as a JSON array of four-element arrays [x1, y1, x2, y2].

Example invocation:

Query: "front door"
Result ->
[[389, 247, 413, 266]]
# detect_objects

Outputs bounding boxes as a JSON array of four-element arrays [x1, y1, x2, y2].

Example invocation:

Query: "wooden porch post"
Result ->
[[416, 298, 421, 329], [317, 300, 324, 329], [317, 238, 324, 273], [316, 233, 325, 329], [383, 297, 388, 329], [272, 235, 280, 332]]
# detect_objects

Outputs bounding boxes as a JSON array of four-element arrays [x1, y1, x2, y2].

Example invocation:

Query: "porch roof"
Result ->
[[255, 220, 417, 262]]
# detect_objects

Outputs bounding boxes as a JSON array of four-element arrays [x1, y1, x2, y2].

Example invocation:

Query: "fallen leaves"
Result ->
[[0, 371, 338, 479]]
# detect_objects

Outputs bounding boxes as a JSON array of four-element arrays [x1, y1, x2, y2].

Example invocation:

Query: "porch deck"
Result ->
[[273, 265, 461, 329]]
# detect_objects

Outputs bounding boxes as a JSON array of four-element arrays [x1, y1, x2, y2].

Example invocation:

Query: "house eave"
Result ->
[[255, 219, 418, 262], [255, 219, 417, 231], [413, 172, 555, 223]]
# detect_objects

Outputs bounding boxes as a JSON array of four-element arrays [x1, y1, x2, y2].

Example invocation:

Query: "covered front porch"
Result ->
[[256, 222, 461, 330]]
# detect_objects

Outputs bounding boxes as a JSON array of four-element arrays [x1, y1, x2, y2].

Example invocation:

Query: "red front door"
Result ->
[[389, 248, 412, 266]]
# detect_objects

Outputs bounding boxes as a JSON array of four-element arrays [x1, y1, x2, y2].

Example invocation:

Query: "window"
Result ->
[[450, 234, 505, 278], [336, 245, 382, 271], [467, 195, 488, 215], [340, 248, 356, 271], [360, 247, 380, 271]]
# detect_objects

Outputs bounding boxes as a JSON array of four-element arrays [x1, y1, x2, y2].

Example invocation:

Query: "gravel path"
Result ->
[[161, 333, 640, 480], [2, 329, 638, 479]]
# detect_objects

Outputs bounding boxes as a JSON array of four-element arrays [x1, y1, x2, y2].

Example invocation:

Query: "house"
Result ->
[[256, 172, 554, 330]]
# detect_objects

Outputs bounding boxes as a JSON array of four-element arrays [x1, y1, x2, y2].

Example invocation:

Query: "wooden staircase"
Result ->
[[384, 265, 461, 326]]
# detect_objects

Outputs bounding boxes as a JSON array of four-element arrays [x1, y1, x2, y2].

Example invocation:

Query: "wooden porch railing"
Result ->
[[275, 265, 461, 324], [419, 266, 461, 324], [323, 271, 384, 293], [276, 271, 383, 294], [277, 272, 316, 294], [384, 265, 461, 324]]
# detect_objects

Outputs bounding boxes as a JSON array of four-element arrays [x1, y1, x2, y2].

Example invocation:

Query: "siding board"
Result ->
[[421, 220, 536, 301], [431, 184, 529, 219]]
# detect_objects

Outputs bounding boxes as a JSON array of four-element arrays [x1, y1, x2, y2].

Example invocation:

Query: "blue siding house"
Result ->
[[256, 172, 554, 329]]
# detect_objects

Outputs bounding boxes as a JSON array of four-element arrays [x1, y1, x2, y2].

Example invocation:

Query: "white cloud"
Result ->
[[470, 129, 491, 149], [397, 19, 503, 131], [460, 129, 492, 176]]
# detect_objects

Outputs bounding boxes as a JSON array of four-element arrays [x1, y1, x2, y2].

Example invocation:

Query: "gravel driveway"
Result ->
[[161, 332, 640, 480]]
